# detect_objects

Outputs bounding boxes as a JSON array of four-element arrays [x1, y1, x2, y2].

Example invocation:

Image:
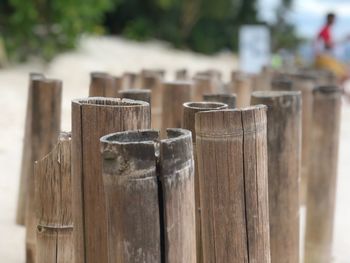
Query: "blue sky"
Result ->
[[259, 0, 350, 39]]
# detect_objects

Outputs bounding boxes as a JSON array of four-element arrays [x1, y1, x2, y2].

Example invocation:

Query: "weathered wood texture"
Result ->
[[161, 81, 193, 135], [203, 93, 236, 108], [16, 73, 45, 226], [271, 76, 293, 91], [122, 72, 139, 89], [89, 72, 121, 97], [231, 76, 252, 108], [71, 98, 151, 263], [175, 69, 188, 80], [35, 132, 73, 263], [251, 91, 301, 263], [193, 76, 217, 102], [100, 128, 196, 263], [118, 89, 151, 104], [195, 106, 271, 263], [304, 86, 342, 263], [182, 102, 228, 263], [25, 78, 62, 263]]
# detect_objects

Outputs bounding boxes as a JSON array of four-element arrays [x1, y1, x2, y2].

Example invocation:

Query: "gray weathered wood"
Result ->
[[252, 91, 301, 263], [72, 97, 151, 263], [182, 102, 228, 263], [118, 89, 151, 104], [195, 106, 271, 263], [203, 93, 236, 108], [304, 85, 342, 263], [35, 132, 73, 263], [25, 78, 62, 263], [16, 73, 45, 226]]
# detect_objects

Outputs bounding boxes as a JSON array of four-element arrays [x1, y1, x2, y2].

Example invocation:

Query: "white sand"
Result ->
[[0, 36, 348, 262]]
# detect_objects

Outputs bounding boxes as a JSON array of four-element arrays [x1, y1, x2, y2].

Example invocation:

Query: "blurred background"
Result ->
[[0, 0, 349, 262]]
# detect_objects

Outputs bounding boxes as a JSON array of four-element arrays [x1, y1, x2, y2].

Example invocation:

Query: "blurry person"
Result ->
[[314, 12, 350, 84]]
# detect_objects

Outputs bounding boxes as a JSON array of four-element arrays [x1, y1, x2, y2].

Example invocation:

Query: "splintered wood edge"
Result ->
[[72, 97, 150, 108]]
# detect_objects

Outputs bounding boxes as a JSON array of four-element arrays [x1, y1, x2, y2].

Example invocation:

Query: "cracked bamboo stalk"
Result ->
[[35, 132, 73, 263], [304, 85, 342, 263], [195, 106, 270, 262], [16, 73, 45, 226], [182, 102, 228, 263], [25, 78, 62, 263], [252, 91, 301, 263], [203, 93, 236, 108], [72, 97, 151, 263], [89, 72, 121, 97]]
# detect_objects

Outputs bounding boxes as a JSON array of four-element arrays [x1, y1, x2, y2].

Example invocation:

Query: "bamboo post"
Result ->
[[35, 132, 73, 263], [16, 73, 45, 226], [232, 75, 252, 108], [251, 91, 301, 263], [271, 77, 293, 91], [203, 93, 236, 108], [122, 72, 139, 89], [71, 97, 151, 263], [195, 105, 271, 263], [304, 85, 342, 263], [118, 89, 151, 104], [89, 72, 120, 97], [25, 78, 62, 263], [193, 76, 216, 101], [182, 102, 228, 263], [100, 128, 196, 263], [161, 81, 193, 135], [176, 69, 188, 80]]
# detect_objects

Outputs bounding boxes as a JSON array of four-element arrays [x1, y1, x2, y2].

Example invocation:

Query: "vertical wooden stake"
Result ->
[[161, 81, 193, 135], [25, 78, 62, 263], [89, 72, 120, 97], [251, 91, 301, 263], [232, 76, 252, 108], [16, 73, 45, 226], [72, 98, 151, 263], [193, 76, 216, 102], [35, 132, 73, 263], [304, 86, 342, 263], [195, 106, 271, 263], [203, 93, 236, 108], [122, 72, 139, 90], [101, 128, 196, 263], [176, 69, 188, 80], [118, 89, 151, 104], [183, 102, 228, 263], [271, 77, 293, 91]]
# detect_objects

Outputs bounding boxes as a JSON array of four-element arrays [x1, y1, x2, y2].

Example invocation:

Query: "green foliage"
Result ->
[[1, 0, 114, 61]]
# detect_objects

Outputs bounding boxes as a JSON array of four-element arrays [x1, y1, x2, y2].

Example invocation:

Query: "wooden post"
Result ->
[[251, 91, 301, 263], [271, 76, 293, 91], [203, 93, 236, 108], [122, 72, 139, 89], [25, 78, 62, 263], [182, 102, 228, 263], [118, 89, 151, 104], [89, 72, 120, 97], [71, 98, 151, 263], [16, 73, 45, 226], [161, 81, 193, 135], [35, 132, 73, 263], [304, 85, 342, 263], [232, 75, 252, 108], [100, 128, 196, 263], [193, 76, 216, 102], [195, 105, 271, 263], [176, 69, 188, 80]]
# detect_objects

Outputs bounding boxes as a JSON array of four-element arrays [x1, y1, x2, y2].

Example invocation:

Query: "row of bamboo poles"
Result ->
[[16, 66, 341, 263]]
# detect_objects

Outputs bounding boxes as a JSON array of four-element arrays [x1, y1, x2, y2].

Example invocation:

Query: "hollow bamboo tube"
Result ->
[[304, 86, 342, 263], [25, 78, 62, 263], [35, 132, 73, 263], [195, 105, 271, 263], [161, 81, 193, 135], [192, 76, 216, 102], [203, 93, 236, 108], [89, 72, 120, 97], [16, 73, 45, 226], [232, 76, 252, 108], [251, 91, 301, 263], [71, 98, 151, 263], [100, 128, 196, 263], [118, 89, 151, 104], [182, 102, 228, 263]]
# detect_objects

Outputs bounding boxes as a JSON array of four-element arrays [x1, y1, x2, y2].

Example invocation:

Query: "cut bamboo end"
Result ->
[[195, 105, 271, 263], [203, 93, 236, 108], [71, 97, 151, 263], [118, 89, 151, 104], [100, 128, 195, 263], [35, 132, 73, 263], [251, 91, 302, 263]]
